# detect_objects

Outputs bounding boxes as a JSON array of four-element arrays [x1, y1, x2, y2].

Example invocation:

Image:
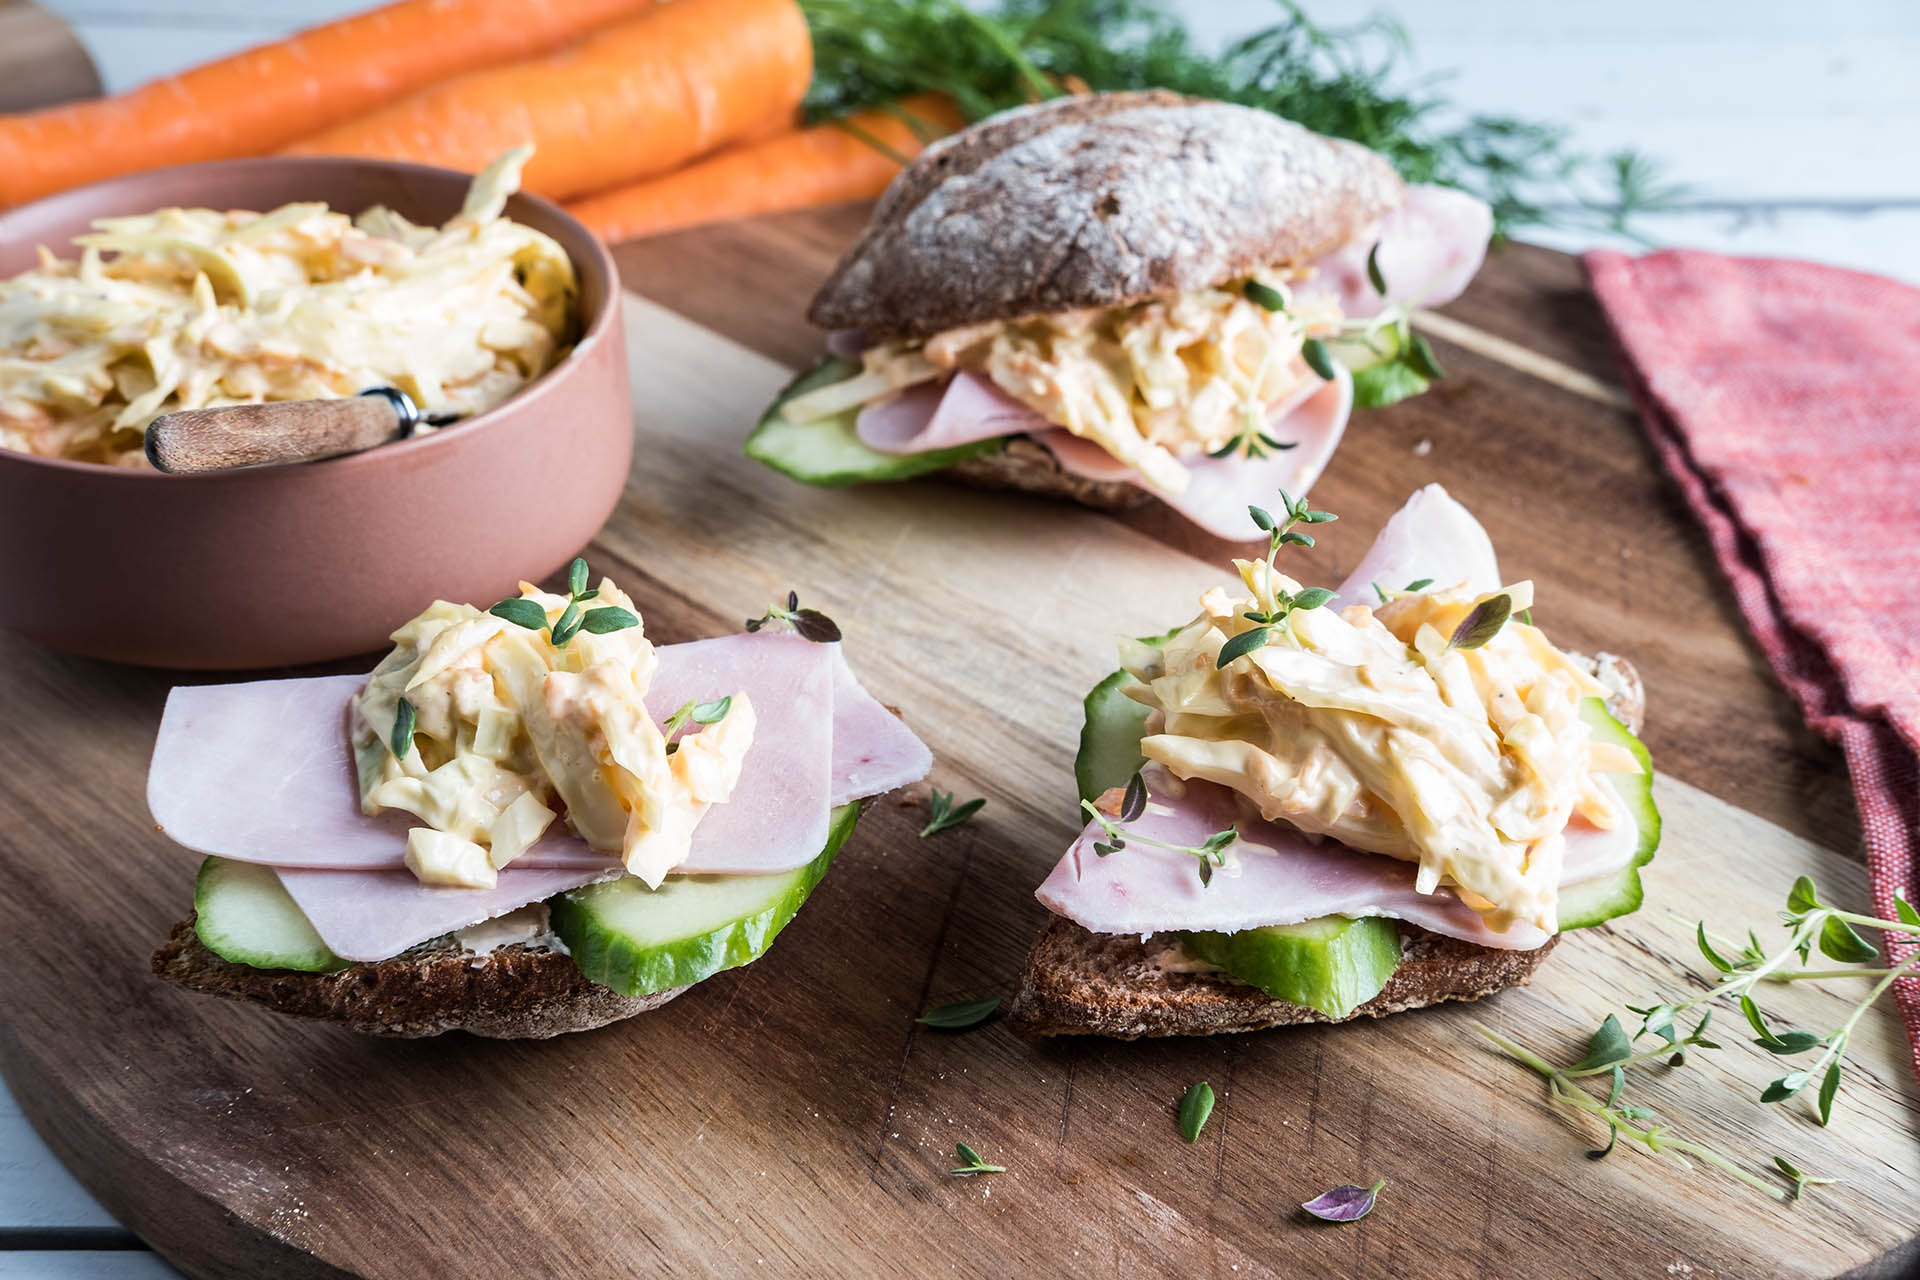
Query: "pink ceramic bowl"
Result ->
[[0, 157, 630, 670]]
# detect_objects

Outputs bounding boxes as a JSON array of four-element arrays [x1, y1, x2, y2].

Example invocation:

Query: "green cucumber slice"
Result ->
[[1558, 697, 1661, 930], [1179, 916, 1402, 1019], [1074, 627, 1182, 806], [746, 357, 1009, 487], [194, 856, 348, 973], [549, 803, 860, 997]]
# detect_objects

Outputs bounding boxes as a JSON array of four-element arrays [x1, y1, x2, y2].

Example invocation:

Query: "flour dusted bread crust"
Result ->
[[809, 91, 1405, 341], [152, 918, 684, 1039]]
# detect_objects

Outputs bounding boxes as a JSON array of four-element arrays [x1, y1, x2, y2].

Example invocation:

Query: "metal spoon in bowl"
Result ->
[[144, 387, 460, 475]]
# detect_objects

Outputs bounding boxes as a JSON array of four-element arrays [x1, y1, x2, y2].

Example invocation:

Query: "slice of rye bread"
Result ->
[[151, 918, 683, 1039], [809, 91, 1403, 343], [943, 435, 1153, 512], [1006, 652, 1646, 1038]]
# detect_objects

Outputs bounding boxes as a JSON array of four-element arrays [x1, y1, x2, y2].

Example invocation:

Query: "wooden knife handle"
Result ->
[[144, 397, 406, 474]]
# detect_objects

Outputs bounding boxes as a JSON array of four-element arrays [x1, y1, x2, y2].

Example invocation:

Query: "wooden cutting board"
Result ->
[[1, 209, 1917, 1276], [0, 28, 1913, 1273]]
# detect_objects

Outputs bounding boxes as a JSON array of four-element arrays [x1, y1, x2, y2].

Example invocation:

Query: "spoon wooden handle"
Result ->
[[145, 397, 407, 474]]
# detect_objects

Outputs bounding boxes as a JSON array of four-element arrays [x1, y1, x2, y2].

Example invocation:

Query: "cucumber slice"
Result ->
[[194, 856, 348, 973], [1074, 628, 1182, 805], [1558, 698, 1661, 930], [746, 357, 1009, 487], [549, 803, 860, 997], [1180, 916, 1402, 1019]]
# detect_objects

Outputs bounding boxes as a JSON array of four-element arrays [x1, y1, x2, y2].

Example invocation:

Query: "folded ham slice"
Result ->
[[1329, 482, 1501, 609], [152, 633, 932, 962], [1043, 365, 1353, 541], [1294, 184, 1493, 319], [856, 371, 1044, 454], [1035, 484, 1630, 950], [1035, 775, 1638, 951]]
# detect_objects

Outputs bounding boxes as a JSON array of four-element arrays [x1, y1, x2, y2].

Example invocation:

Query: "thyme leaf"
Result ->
[[390, 696, 416, 760], [920, 789, 986, 837], [949, 1141, 1005, 1176]]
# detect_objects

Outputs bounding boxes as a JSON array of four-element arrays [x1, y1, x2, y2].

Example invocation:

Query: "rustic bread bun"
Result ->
[[1007, 917, 1557, 1038], [809, 91, 1404, 341], [151, 918, 683, 1039], [1007, 654, 1646, 1038]]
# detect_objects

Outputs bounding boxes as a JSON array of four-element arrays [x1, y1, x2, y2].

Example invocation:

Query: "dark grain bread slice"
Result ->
[[151, 918, 682, 1039], [943, 435, 1153, 511], [1007, 653, 1646, 1038], [809, 91, 1403, 342], [1007, 918, 1557, 1039]]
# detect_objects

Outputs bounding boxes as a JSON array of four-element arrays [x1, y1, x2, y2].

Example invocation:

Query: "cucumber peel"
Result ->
[[1181, 917, 1401, 1019], [1557, 697, 1661, 930], [746, 357, 1009, 487], [194, 856, 349, 973], [1074, 627, 1181, 806], [549, 803, 860, 997]]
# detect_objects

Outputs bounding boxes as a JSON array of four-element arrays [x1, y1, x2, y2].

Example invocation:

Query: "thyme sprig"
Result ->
[[1215, 489, 1337, 670], [949, 1141, 1006, 1176], [920, 789, 986, 837], [1478, 876, 1920, 1200], [746, 590, 843, 643], [489, 557, 638, 649], [1080, 771, 1238, 887], [661, 696, 731, 754]]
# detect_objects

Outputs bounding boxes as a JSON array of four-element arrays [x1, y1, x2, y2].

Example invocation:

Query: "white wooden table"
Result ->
[[5, 2, 1917, 1275]]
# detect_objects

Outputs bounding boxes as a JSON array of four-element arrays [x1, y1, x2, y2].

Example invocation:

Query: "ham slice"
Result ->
[[153, 632, 931, 962], [1043, 365, 1352, 541], [1329, 482, 1501, 609], [1036, 487, 1631, 949], [855, 370, 1046, 454], [150, 633, 927, 874], [1295, 184, 1492, 319], [1035, 775, 1637, 951], [277, 863, 617, 964]]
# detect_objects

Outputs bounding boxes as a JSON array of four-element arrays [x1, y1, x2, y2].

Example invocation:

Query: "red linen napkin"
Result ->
[[1585, 249, 1920, 1080]]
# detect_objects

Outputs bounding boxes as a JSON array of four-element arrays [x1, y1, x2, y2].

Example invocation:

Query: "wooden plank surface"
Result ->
[[0, 263, 1914, 1278]]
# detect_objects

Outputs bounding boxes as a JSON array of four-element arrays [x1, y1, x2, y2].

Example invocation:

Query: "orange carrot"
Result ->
[[567, 95, 966, 244], [287, 0, 813, 203], [0, 0, 666, 209]]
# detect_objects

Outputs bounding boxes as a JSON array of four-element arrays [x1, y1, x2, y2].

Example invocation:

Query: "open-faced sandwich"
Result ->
[[1008, 486, 1658, 1037], [749, 91, 1491, 540], [149, 563, 930, 1037]]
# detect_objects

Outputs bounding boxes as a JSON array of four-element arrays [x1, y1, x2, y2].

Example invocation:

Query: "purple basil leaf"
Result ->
[[1301, 1179, 1386, 1223]]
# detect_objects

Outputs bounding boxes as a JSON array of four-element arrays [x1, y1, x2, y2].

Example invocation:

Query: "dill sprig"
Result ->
[[800, 0, 1687, 239]]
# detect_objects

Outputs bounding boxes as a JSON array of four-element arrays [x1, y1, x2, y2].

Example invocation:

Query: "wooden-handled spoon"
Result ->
[[144, 387, 458, 474]]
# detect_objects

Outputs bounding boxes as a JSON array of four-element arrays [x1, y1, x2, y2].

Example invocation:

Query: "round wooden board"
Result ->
[[0, 24, 1914, 1275], [2, 232, 1917, 1278]]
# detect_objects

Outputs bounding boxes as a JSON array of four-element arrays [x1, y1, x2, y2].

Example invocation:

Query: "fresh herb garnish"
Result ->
[[390, 696, 416, 760], [1300, 336, 1339, 382], [1176, 1081, 1215, 1143], [949, 1141, 1005, 1176], [920, 788, 986, 837], [1243, 279, 1288, 313], [1081, 771, 1236, 887], [1302, 1179, 1386, 1222], [746, 590, 842, 643], [1364, 242, 1388, 295], [1216, 490, 1337, 671], [490, 557, 636, 649], [661, 696, 732, 754], [1479, 877, 1920, 1199], [917, 997, 1000, 1030], [1405, 578, 1434, 592], [1772, 1155, 1837, 1202], [1445, 593, 1512, 652]]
